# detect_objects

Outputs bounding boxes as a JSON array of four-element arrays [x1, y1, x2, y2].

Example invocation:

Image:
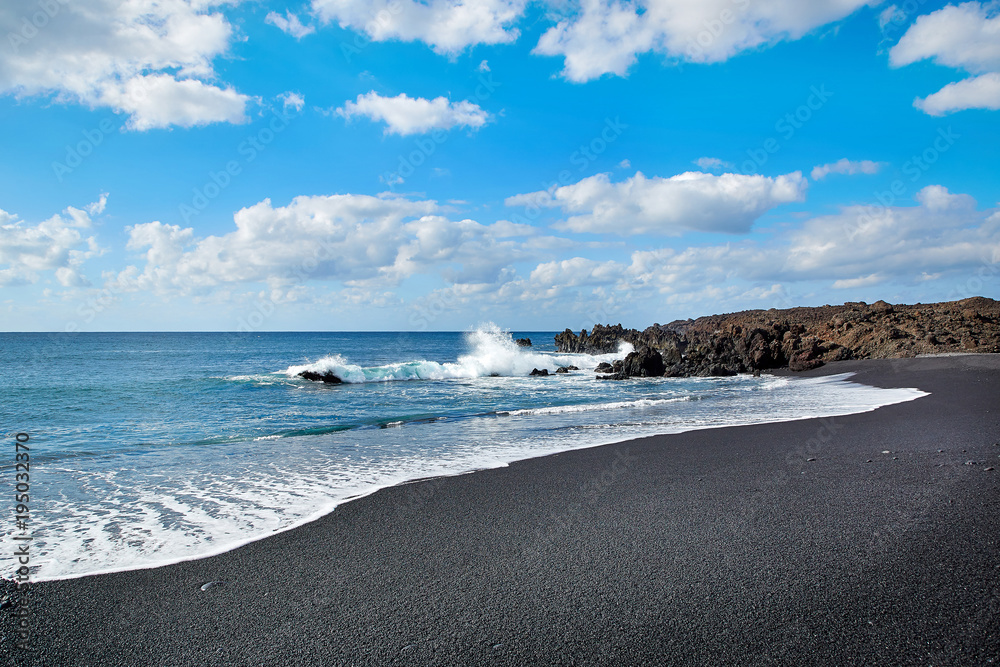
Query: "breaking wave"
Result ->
[[282, 323, 632, 384]]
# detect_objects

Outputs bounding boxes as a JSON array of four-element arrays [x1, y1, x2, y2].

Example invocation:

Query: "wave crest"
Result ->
[[283, 323, 629, 383]]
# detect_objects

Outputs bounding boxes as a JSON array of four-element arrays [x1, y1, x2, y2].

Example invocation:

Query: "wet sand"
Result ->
[[4, 355, 999, 665]]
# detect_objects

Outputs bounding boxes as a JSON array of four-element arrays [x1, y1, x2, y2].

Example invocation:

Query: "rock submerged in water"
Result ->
[[594, 362, 614, 373], [298, 370, 343, 384], [515, 338, 532, 347], [555, 365, 579, 374], [529, 368, 549, 376]]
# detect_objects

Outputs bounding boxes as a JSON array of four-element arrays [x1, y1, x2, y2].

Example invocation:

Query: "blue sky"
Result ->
[[1, 0, 998, 332]]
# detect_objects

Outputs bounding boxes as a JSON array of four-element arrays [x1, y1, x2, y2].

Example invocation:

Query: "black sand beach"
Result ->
[[4, 355, 999, 666]]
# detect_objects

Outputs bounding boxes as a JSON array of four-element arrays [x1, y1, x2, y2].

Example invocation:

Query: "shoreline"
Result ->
[[26, 369, 922, 584], [4, 355, 999, 665]]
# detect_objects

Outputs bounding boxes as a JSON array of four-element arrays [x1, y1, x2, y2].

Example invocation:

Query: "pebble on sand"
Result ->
[[200, 581, 224, 591]]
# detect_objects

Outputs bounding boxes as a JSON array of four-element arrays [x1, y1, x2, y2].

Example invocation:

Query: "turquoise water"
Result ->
[[0, 326, 926, 580]]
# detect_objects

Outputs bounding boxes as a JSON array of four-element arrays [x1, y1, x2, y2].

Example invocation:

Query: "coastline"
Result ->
[[4, 355, 999, 665]]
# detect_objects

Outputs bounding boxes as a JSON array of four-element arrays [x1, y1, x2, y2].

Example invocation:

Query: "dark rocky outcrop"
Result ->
[[555, 365, 579, 374], [594, 362, 614, 373], [515, 338, 532, 347], [298, 371, 343, 384], [556, 297, 1000, 377], [620, 346, 665, 378], [529, 368, 549, 376]]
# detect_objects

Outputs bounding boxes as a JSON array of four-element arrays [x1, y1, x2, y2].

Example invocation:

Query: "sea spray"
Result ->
[[284, 323, 633, 383]]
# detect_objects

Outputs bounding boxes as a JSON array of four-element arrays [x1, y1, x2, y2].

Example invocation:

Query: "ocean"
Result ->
[[1, 326, 927, 581]]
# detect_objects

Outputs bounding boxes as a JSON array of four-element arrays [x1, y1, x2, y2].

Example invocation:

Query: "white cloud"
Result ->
[[482, 185, 1000, 314], [279, 91, 306, 113], [0, 199, 105, 287], [890, 2, 1000, 115], [113, 194, 538, 295], [526, 257, 624, 298], [265, 10, 315, 39], [0, 0, 250, 130], [914, 72, 1000, 115], [102, 75, 248, 131], [889, 2, 1000, 72], [810, 158, 884, 180], [478, 59, 491, 72], [831, 273, 886, 289], [534, 0, 875, 82], [914, 184, 976, 211], [878, 5, 905, 30], [506, 170, 807, 235], [312, 0, 526, 54], [694, 157, 733, 171], [336, 91, 490, 135]]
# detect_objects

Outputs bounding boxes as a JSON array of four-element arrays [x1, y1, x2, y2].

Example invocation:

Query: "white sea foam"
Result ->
[[501, 396, 692, 417], [282, 323, 631, 383]]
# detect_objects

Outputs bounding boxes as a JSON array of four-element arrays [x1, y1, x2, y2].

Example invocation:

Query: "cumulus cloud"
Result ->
[[113, 194, 537, 295], [311, 0, 526, 54], [0, 0, 250, 130], [101, 75, 248, 132], [476, 185, 999, 314], [265, 10, 315, 39], [506, 170, 807, 235], [534, 0, 874, 82], [890, 2, 1000, 115], [810, 158, 884, 180], [889, 2, 1000, 72], [914, 72, 1000, 115], [336, 91, 491, 135], [0, 199, 105, 287]]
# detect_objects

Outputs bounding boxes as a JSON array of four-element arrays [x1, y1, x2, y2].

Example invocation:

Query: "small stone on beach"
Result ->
[[985, 467, 995, 472], [881, 450, 891, 454], [806, 457, 816, 462], [200, 581, 223, 591], [965, 460, 978, 466]]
